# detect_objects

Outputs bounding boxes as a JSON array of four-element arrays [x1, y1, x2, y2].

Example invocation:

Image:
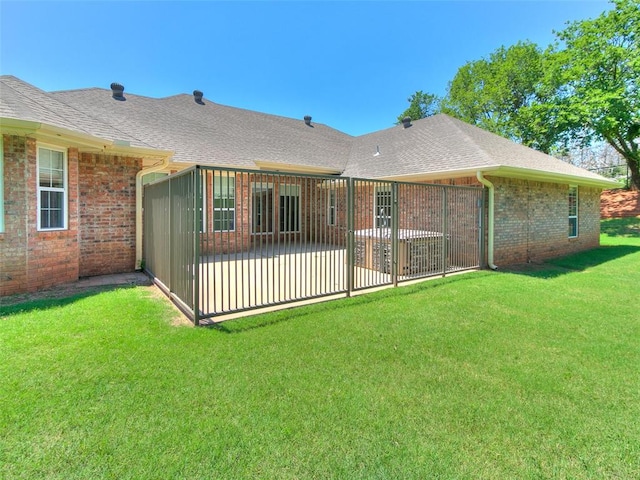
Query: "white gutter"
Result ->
[[382, 164, 619, 189], [135, 155, 172, 269], [476, 171, 498, 270]]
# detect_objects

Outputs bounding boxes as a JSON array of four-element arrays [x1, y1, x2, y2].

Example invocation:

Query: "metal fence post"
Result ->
[[479, 192, 485, 268], [391, 182, 399, 287], [168, 176, 173, 293], [193, 167, 201, 326], [442, 186, 448, 276], [346, 177, 354, 297]]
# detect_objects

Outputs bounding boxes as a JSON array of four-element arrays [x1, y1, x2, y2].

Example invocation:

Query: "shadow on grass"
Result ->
[[207, 270, 495, 333], [601, 217, 640, 237], [503, 244, 640, 280], [0, 285, 137, 317]]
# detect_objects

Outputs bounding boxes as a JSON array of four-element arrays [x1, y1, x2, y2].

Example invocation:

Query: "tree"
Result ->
[[397, 0, 639, 188], [440, 41, 557, 153], [396, 91, 441, 123], [549, 0, 640, 189]]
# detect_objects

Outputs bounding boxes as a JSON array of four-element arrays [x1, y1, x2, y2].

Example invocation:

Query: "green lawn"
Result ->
[[2, 218, 639, 479]]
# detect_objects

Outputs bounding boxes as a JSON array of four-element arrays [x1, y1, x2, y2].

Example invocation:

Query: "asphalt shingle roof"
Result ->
[[0, 75, 616, 186], [0, 75, 146, 146], [345, 114, 611, 183], [50, 86, 353, 170]]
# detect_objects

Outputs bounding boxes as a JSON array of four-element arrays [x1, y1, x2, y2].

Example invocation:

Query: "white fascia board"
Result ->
[[0, 117, 40, 135], [380, 164, 620, 189], [1, 120, 174, 161], [489, 166, 621, 189], [254, 160, 341, 175], [378, 166, 499, 182]]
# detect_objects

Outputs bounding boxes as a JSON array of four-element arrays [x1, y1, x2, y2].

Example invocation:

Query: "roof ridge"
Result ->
[[50, 90, 157, 148], [439, 114, 495, 166], [50, 82, 352, 136], [52, 86, 184, 102], [50, 86, 106, 94], [0, 77, 96, 136]]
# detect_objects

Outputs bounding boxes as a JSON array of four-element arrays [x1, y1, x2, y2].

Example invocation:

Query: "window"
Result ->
[[568, 186, 578, 238], [374, 186, 391, 228], [279, 184, 300, 232], [327, 189, 336, 226], [199, 177, 207, 232], [37, 146, 67, 230], [142, 172, 168, 185], [213, 175, 235, 232], [252, 183, 273, 234]]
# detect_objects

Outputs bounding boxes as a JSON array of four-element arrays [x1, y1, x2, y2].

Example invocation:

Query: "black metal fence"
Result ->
[[143, 166, 484, 324]]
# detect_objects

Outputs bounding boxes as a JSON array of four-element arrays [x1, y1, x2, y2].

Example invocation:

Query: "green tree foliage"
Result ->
[[398, 0, 640, 189], [396, 91, 441, 123], [549, 0, 640, 189], [440, 41, 557, 153]]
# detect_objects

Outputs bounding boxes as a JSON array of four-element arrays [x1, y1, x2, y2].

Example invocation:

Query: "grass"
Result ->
[[1, 218, 639, 479]]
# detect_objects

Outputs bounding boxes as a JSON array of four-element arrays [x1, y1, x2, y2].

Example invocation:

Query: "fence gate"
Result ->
[[143, 166, 483, 324]]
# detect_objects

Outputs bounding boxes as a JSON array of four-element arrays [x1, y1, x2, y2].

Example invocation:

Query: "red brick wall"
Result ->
[[78, 152, 141, 276], [600, 189, 640, 218], [1, 135, 29, 295], [0, 136, 79, 296], [490, 177, 601, 265], [199, 173, 343, 255], [1, 136, 143, 296]]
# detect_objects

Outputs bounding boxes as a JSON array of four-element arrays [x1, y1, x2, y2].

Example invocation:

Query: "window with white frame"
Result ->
[[213, 175, 235, 232], [37, 145, 67, 230], [199, 177, 207, 232], [374, 186, 392, 228], [568, 186, 578, 238], [279, 184, 300, 232], [327, 189, 336, 226], [142, 172, 168, 185], [252, 182, 274, 234]]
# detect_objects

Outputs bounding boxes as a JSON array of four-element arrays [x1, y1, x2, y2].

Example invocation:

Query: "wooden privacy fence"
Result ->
[[143, 166, 484, 324]]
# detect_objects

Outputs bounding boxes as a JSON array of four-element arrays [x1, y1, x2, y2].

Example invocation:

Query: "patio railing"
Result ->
[[143, 166, 484, 324]]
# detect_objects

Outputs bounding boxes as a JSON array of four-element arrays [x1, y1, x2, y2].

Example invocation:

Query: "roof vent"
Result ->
[[402, 116, 412, 128], [304, 115, 312, 126], [193, 90, 204, 105], [110, 83, 125, 101]]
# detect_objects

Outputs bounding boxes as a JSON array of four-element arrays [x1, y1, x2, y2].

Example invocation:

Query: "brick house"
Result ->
[[0, 75, 618, 296]]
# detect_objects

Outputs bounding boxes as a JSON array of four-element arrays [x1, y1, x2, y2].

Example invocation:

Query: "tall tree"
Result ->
[[397, 0, 639, 188], [441, 41, 556, 152], [549, 0, 640, 189], [397, 91, 441, 123]]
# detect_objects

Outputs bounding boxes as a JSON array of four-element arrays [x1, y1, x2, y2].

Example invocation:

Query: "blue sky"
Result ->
[[1, 1, 612, 136]]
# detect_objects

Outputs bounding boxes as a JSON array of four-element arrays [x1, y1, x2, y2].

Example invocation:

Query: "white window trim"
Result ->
[[279, 184, 301, 233], [213, 175, 235, 233], [37, 144, 68, 231], [569, 185, 578, 238], [374, 186, 392, 229], [142, 171, 168, 185], [199, 177, 207, 233], [252, 182, 274, 235], [327, 189, 336, 226]]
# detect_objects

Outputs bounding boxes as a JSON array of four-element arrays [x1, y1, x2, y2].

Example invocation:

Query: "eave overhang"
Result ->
[[1, 117, 173, 163], [378, 165, 621, 189], [254, 160, 341, 175]]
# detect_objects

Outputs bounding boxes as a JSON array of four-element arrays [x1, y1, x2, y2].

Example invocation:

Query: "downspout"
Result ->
[[476, 171, 498, 270], [135, 155, 171, 269]]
